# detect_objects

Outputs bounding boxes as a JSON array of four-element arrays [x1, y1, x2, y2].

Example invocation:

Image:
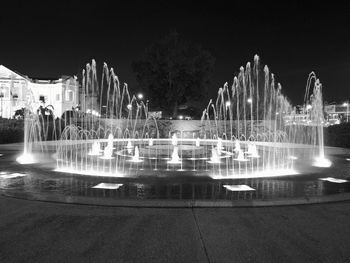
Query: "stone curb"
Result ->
[[2, 191, 350, 208]]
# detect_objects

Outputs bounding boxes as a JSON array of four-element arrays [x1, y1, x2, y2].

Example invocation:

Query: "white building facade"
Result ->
[[0, 65, 79, 118]]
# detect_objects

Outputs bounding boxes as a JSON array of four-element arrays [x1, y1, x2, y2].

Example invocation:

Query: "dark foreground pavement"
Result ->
[[0, 196, 350, 263]]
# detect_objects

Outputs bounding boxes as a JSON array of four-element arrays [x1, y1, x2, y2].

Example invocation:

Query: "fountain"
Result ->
[[168, 146, 181, 164], [100, 144, 114, 160], [195, 137, 200, 147], [246, 143, 259, 158], [208, 147, 221, 164], [129, 146, 142, 163], [234, 140, 241, 152], [17, 55, 332, 180], [234, 149, 248, 162], [126, 139, 132, 149], [107, 134, 115, 149], [171, 133, 178, 146], [217, 137, 223, 153], [88, 141, 102, 156]]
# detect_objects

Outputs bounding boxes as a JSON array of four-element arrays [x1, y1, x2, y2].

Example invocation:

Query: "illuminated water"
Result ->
[[12, 55, 336, 205], [1, 146, 350, 206]]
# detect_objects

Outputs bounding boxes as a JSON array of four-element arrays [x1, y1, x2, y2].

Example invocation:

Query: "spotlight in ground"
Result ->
[[0, 173, 27, 179], [223, 185, 255, 191], [319, 177, 348, 183]]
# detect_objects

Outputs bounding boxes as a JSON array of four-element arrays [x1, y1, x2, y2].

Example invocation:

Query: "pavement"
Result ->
[[1, 195, 350, 263]]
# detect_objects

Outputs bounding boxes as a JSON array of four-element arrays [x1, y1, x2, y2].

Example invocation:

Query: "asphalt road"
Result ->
[[1, 196, 350, 263]]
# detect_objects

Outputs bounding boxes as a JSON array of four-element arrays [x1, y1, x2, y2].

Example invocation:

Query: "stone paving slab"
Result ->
[[1, 196, 350, 262]]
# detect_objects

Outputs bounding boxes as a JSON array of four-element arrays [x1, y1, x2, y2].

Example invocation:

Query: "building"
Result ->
[[324, 103, 349, 125], [0, 65, 79, 118]]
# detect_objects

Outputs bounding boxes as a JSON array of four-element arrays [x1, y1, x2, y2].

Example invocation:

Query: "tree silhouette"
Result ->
[[132, 32, 215, 118]]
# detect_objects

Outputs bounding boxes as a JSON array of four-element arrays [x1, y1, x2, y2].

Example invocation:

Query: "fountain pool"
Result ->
[[2, 55, 347, 207]]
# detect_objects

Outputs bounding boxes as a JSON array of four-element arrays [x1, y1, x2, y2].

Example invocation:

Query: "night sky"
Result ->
[[1, 1, 350, 105]]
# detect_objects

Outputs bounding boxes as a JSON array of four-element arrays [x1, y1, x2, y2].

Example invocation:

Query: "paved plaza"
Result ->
[[1, 196, 350, 262]]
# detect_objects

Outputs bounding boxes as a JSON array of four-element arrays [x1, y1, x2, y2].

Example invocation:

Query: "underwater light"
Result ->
[[313, 156, 332, 168], [16, 153, 36, 164]]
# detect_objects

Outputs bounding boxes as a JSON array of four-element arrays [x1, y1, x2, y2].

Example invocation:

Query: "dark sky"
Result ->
[[1, 1, 350, 105]]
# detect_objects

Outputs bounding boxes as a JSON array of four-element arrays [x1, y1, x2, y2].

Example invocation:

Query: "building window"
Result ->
[[0, 86, 8, 98], [56, 94, 60, 101], [65, 90, 73, 102], [39, 95, 45, 103]]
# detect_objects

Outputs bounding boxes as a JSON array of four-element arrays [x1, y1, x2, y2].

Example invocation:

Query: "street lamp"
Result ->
[[247, 98, 253, 134], [146, 99, 149, 117], [0, 88, 4, 118], [343, 102, 349, 122], [137, 93, 143, 100]]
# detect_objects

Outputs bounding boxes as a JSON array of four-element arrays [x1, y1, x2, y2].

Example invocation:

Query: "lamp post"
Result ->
[[247, 98, 253, 135], [0, 88, 3, 118], [146, 99, 149, 118], [225, 101, 232, 137], [343, 102, 349, 122]]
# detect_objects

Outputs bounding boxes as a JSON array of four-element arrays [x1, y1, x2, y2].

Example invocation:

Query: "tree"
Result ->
[[132, 32, 215, 118]]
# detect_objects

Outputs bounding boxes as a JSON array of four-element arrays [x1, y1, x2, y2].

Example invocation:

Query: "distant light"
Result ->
[[178, 115, 183, 120], [127, 104, 132, 110], [91, 110, 100, 117], [225, 101, 231, 108], [306, 104, 312, 110], [137, 93, 143, 100], [247, 98, 252, 104], [276, 112, 279, 115], [343, 102, 348, 107]]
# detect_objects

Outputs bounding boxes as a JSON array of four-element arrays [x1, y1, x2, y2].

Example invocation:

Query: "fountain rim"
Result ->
[[1, 143, 347, 208], [42, 138, 319, 149], [2, 190, 350, 208]]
